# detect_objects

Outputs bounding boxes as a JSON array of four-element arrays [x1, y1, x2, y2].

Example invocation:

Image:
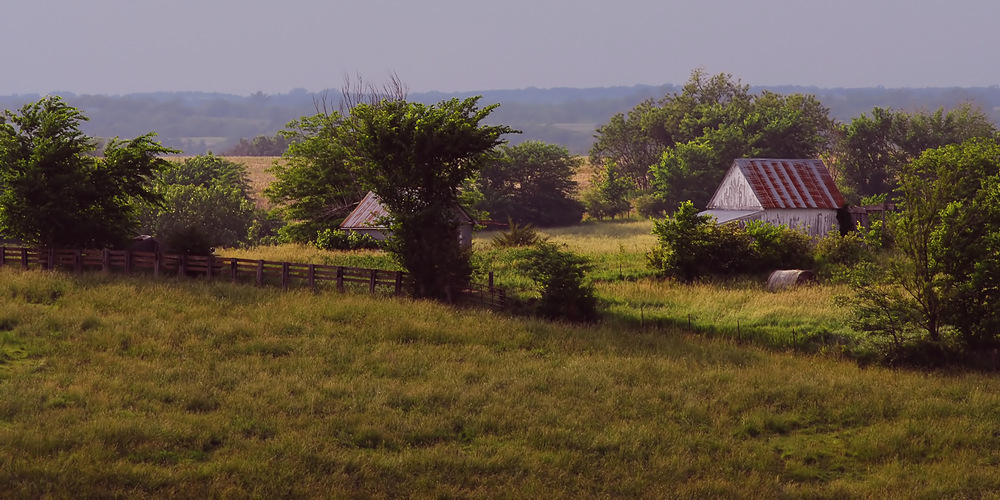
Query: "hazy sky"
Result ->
[[2, 0, 998, 96]]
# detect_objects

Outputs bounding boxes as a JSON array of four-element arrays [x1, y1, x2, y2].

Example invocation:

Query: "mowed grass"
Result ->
[[2, 268, 1000, 496]]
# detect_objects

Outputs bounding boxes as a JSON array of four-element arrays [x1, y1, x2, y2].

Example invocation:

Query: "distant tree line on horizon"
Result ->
[[1, 83, 998, 156]]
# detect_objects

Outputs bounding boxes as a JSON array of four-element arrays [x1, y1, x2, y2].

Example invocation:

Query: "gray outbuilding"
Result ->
[[700, 158, 847, 238]]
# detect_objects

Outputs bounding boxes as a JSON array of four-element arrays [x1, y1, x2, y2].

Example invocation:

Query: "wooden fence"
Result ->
[[0, 247, 506, 310]]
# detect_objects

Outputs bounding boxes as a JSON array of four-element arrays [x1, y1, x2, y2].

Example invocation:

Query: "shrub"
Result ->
[[520, 242, 598, 322], [314, 229, 382, 251], [744, 220, 814, 272], [492, 218, 542, 248], [814, 230, 869, 277], [632, 193, 671, 219]]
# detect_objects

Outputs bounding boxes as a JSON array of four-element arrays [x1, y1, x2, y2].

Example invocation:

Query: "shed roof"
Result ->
[[339, 191, 476, 230], [340, 191, 390, 229], [708, 159, 846, 210]]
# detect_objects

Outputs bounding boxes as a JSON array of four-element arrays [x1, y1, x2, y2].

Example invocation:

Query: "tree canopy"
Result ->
[[474, 141, 584, 227], [0, 96, 175, 248], [346, 96, 517, 300], [591, 69, 834, 210], [831, 104, 997, 202]]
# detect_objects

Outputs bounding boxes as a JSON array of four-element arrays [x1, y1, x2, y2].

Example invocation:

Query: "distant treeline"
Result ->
[[2, 85, 998, 155]]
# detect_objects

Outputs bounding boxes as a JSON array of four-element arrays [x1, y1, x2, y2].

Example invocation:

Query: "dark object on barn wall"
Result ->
[[767, 269, 817, 291]]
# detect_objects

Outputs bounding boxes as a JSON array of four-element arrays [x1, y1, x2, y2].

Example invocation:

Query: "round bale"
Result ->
[[767, 269, 817, 291]]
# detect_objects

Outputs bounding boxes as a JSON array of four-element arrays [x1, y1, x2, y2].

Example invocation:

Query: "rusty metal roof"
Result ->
[[339, 191, 476, 229], [715, 159, 846, 210], [340, 191, 390, 229]]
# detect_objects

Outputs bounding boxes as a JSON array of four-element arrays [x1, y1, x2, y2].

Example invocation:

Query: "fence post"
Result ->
[[206, 255, 214, 279], [256, 260, 264, 286], [178, 253, 187, 277], [231, 259, 238, 282], [0, 247, 5, 267], [46, 248, 55, 270], [394, 271, 402, 296], [124, 250, 132, 276], [308, 264, 315, 289], [22, 248, 29, 270], [154, 252, 161, 277], [281, 262, 290, 288], [337, 266, 344, 292], [75, 249, 82, 274], [488, 271, 494, 288], [369, 269, 376, 294]]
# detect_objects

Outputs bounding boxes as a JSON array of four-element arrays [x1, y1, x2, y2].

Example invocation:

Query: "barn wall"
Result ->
[[348, 228, 390, 241], [742, 209, 839, 238], [707, 167, 763, 210]]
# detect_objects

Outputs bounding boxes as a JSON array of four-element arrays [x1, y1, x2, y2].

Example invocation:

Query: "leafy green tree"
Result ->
[[832, 104, 997, 201], [139, 155, 260, 252], [475, 141, 584, 226], [265, 111, 365, 242], [347, 96, 516, 300], [0, 96, 175, 248], [841, 138, 1000, 356], [591, 69, 833, 206], [582, 161, 632, 220]]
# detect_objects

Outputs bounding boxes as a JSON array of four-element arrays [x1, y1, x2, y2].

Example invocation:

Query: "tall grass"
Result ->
[[2, 268, 1000, 496]]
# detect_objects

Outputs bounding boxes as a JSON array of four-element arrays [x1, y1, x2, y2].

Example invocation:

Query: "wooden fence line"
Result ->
[[0, 246, 506, 310]]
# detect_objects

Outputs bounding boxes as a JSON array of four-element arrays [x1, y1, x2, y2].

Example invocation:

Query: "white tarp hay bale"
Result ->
[[767, 269, 817, 291]]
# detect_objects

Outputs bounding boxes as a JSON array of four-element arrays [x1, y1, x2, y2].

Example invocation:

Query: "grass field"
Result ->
[[2, 269, 1000, 497]]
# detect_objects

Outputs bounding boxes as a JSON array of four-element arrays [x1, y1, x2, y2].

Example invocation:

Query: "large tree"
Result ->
[[475, 141, 584, 226], [264, 111, 365, 242], [139, 154, 260, 253], [592, 69, 834, 210], [0, 96, 175, 248], [842, 138, 1000, 354], [346, 96, 516, 300], [832, 104, 997, 202]]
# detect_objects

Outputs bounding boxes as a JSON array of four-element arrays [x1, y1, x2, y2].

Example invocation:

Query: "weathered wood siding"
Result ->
[[707, 166, 763, 210], [741, 209, 839, 238]]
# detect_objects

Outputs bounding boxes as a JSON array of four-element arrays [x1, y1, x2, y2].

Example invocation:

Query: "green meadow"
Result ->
[[2, 220, 999, 497]]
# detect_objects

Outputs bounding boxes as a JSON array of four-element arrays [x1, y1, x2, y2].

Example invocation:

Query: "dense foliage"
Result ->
[[475, 141, 583, 226], [519, 241, 598, 322], [347, 96, 516, 300], [139, 154, 261, 253], [591, 69, 834, 210], [832, 104, 997, 201], [265, 112, 366, 243], [840, 138, 1000, 360], [0, 96, 175, 248], [648, 202, 814, 281]]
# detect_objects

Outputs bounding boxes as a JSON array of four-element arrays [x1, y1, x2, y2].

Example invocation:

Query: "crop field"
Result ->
[[2, 268, 1000, 497]]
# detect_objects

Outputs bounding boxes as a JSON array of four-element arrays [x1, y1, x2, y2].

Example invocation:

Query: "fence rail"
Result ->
[[0, 246, 506, 310]]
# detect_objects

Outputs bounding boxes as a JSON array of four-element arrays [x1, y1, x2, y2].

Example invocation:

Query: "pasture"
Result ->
[[1, 269, 1000, 497], [4, 156, 994, 496]]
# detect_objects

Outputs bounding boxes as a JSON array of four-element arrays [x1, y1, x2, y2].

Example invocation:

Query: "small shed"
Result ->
[[340, 191, 475, 250], [701, 159, 847, 238]]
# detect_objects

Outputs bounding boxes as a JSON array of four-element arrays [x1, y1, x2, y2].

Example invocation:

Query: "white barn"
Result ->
[[700, 159, 846, 238], [340, 191, 475, 250]]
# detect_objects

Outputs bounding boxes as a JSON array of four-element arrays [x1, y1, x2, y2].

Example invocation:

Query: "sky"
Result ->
[[2, 0, 998, 96]]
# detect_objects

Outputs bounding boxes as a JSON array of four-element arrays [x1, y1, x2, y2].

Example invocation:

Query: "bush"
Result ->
[[520, 242, 598, 322], [314, 229, 383, 251], [492, 218, 542, 248], [632, 193, 671, 219], [744, 220, 814, 272], [814, 230, 869, 277], [649, 202, 816, 281]]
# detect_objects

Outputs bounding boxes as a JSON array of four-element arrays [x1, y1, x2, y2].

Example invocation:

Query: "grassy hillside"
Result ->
[[2, 268, 1000, 497]]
